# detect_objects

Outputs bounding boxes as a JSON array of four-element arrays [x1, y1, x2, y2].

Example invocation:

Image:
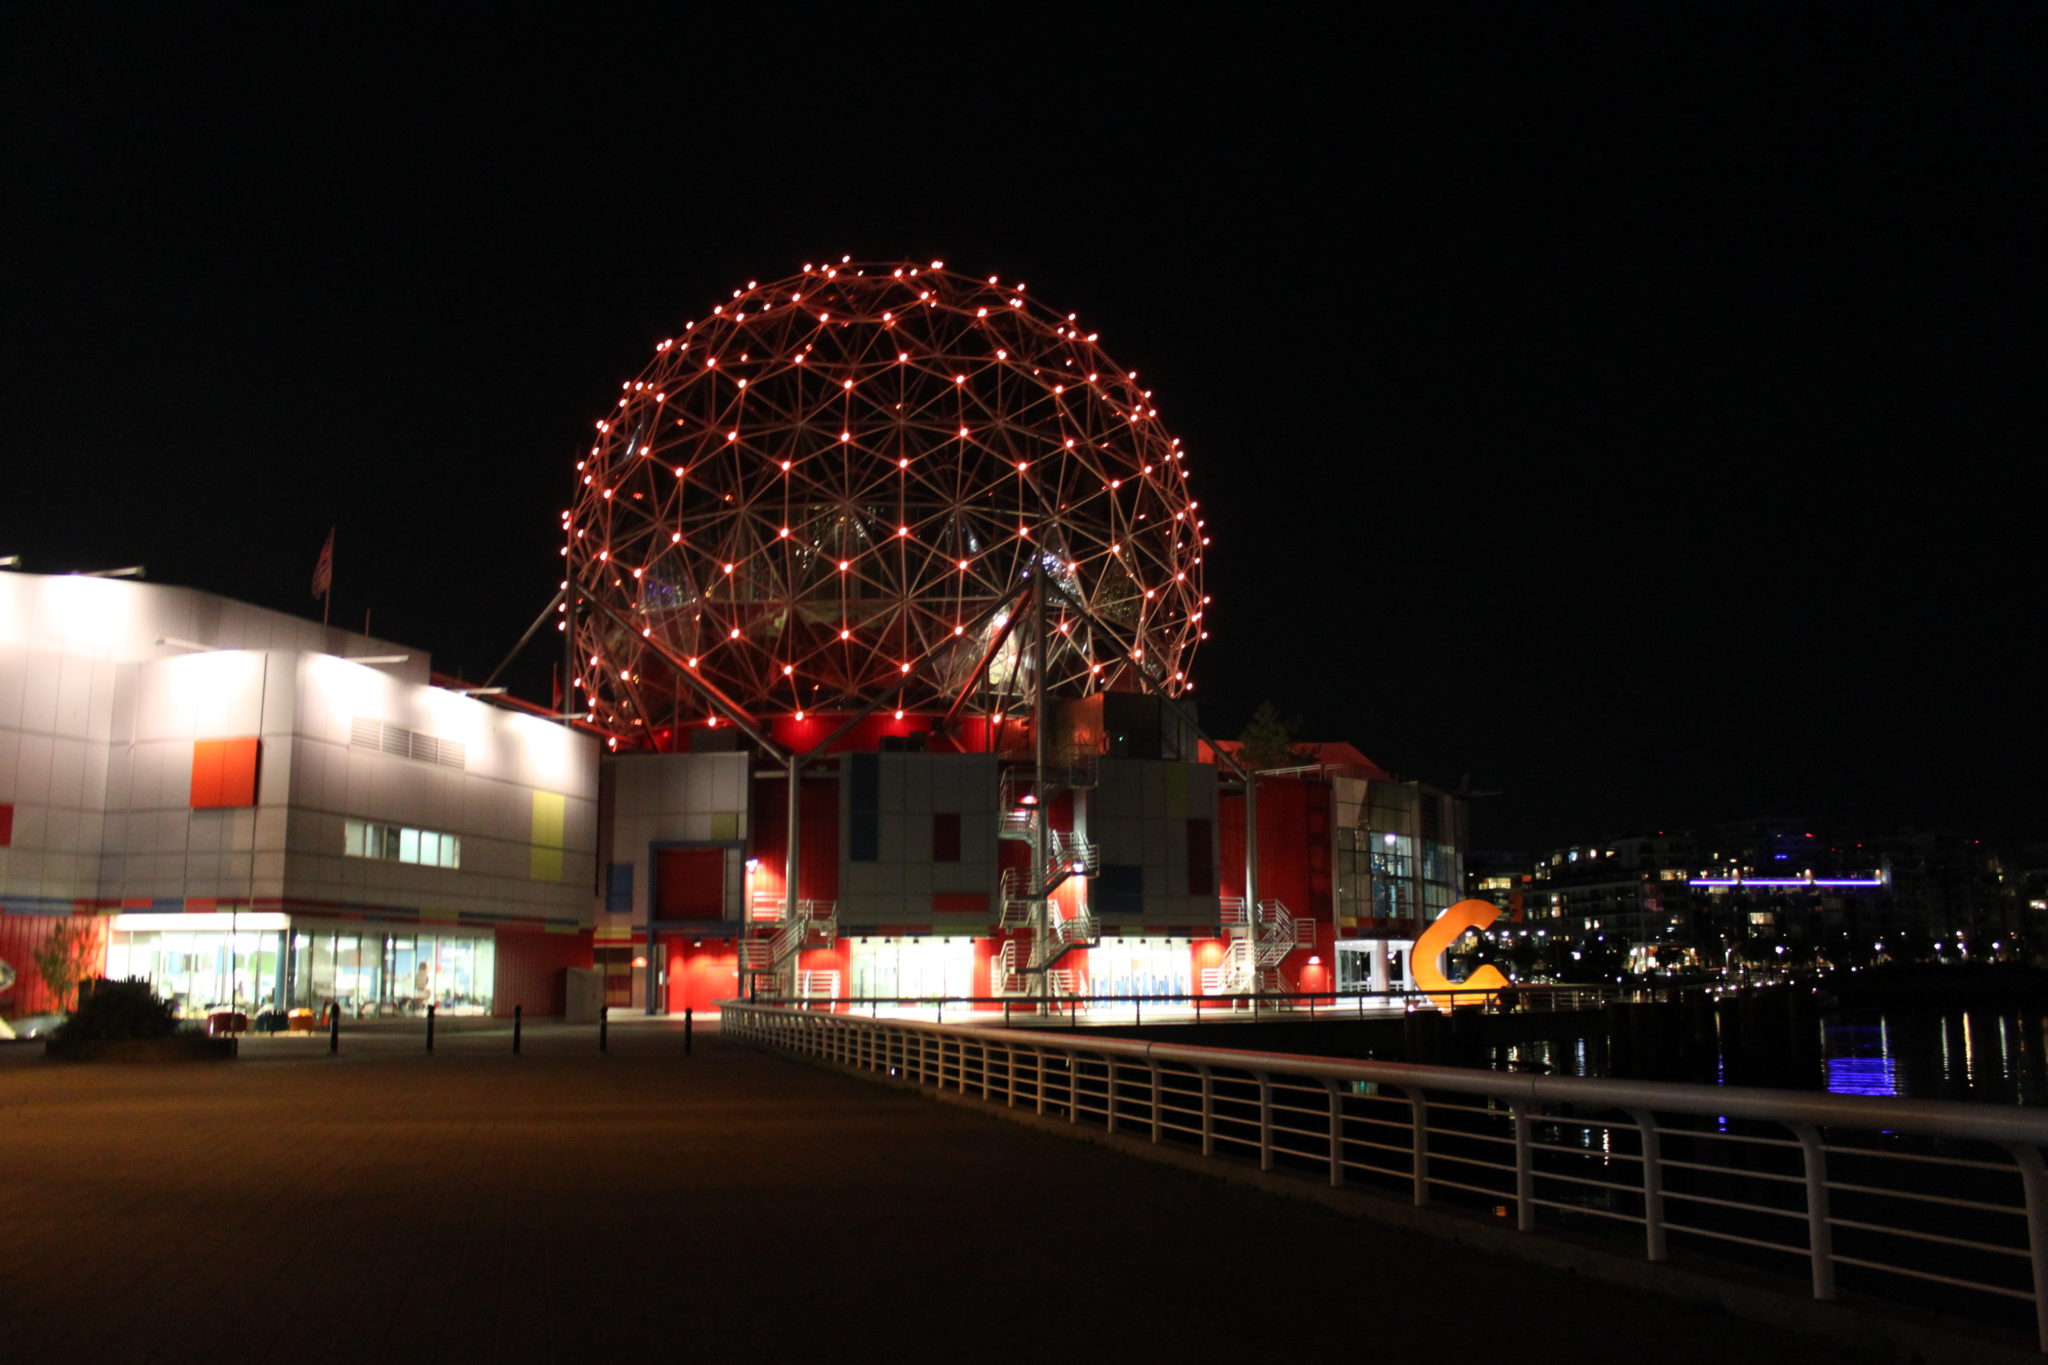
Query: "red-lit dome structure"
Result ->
[[565, 259, 1208, 744]]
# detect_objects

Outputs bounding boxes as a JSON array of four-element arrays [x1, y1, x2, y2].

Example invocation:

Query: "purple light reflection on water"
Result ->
[[1825, 1056, 1899, 1098]]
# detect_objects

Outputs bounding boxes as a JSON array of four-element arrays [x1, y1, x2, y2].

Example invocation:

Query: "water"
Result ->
[[1490, 1004, 2048, 1105]]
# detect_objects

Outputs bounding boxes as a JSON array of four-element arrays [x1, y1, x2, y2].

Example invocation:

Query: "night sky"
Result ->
[[5, 7, 2040, 852]]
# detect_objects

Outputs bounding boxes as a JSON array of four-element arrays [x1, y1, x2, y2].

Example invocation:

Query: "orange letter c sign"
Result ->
[[1411, 898, 1509, 1012]]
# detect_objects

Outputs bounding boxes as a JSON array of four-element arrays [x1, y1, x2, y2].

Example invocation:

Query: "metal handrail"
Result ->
[[736, 984, 1650, 1014], [722, 1002, 2048, 1351]]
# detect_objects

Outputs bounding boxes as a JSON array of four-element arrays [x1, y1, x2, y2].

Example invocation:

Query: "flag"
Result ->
[[311, 529, 334, 600]]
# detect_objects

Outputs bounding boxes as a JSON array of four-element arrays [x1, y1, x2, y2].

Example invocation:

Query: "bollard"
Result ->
[[513, 1004, 523, 1054], [600, 1004, 609, 1053], [328, 1007, 339, 1055], [426, 1003, 436, 1053], [684, 1007, 694, 1055]]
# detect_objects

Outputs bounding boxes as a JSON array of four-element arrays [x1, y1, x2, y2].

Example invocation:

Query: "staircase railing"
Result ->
[[744, 899, 838, 997]]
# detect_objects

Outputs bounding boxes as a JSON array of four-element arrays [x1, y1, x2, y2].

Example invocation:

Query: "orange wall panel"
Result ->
[[190, 738, 259, 808]]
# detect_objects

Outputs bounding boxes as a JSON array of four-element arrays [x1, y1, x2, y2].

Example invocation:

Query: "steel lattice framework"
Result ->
[[565, 259, 1208, 741]]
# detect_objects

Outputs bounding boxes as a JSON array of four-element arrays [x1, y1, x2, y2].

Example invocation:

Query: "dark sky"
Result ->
[[4, 6, 2041, 852]]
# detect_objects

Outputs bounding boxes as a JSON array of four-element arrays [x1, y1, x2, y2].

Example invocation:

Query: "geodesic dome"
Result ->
[[564, 259, 1208, 742]]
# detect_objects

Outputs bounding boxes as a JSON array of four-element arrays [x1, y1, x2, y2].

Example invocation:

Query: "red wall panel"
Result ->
[[656, 848, 727, 919], [749, 776, 841, 902], [1217, 775, 1335, 988], [662, 939, 743, 1013], [0, 914, 110, 1017], [493, 929, 592, 1018]]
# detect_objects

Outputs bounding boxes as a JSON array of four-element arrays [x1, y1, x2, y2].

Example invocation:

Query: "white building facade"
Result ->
[[0, 573, 598, 1019]]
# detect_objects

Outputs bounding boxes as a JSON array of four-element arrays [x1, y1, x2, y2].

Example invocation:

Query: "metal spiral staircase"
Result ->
[[1214, 896, 1313, 993], [993, 746, 1101, 996], [741, 890, 839, 1000]]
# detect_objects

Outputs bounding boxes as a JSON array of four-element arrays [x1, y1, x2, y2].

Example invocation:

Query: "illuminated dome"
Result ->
[[565, 259, 1207, 741]]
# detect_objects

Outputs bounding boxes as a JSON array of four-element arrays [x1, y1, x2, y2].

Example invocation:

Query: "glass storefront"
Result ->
[[107, 913, 495, 1017], [849, 937, 975, 999], [107, 914, 287, 1016], [1335, 938, 1410, 994], [1085, 938, 1192, 997]]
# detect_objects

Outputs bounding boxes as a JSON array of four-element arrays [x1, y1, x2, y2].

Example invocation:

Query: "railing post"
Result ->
[[2006, 1143, 2048, 1352], [1326, 1080, 1344, 1187], [1200, 1068, 1215, 1157], [1629, 1107, 1666, 1261], [328, 1006, 339, 1055], [512, 1003, 522, 1054], [1106, 1057, 1118, 1134], [1036, 1047, 1047, 1116], [1258, 1073, 1274, 1171], [1512, 1103, 1535, 1232], [426, 1003, 436, 1053], [598, 1004, 608, 1053], [1409, 1092, 1430, 1206], [684, 1007, 693, 1055], [1791, 1122, 1835, 1300], [1151, 1062, 1163, 1144]]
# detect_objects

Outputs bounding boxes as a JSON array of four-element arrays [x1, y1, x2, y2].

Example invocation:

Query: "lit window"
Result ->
[[345, 819, 461, 869]]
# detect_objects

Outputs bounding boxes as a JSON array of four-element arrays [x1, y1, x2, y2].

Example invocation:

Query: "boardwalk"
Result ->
[[2, 1020, 1905, 1364]]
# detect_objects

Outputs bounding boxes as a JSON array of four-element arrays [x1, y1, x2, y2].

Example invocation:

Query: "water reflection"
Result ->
[[1808, 1008, 2043, 1103], [1823, 1024, 1898, 1097], [1485, 1004, 2045, 1104]]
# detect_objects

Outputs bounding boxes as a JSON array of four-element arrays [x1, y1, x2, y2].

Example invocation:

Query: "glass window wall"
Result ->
[[107, 914, 494, 1018], [849, 937, 975, 999], [1085, 938, 1191, 997]]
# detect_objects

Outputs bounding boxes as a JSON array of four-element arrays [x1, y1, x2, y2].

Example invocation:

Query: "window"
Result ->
[[344, 819, 461, 868], [1186, 817, 1214, 895], [932, 812, 962, 862]]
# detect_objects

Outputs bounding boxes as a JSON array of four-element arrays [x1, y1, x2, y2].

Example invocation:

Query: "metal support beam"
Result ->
[[783, 751, 801, 997], [1031, 565, 1050, 1004], [575, 594, 788, 761], [482, 586, 566, 693]]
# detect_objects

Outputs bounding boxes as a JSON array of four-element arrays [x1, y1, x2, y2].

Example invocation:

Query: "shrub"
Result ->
[[53, 979, 179, 1042]]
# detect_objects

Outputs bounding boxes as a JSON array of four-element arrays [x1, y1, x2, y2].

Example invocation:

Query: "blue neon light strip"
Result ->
[[1687, 878, 1884, 888]]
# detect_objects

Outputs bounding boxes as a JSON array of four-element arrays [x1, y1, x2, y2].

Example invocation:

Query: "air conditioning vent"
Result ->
[[351, 718, 466, 770]]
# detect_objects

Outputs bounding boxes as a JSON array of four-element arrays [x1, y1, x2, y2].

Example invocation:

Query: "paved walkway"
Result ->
[[2, 1020, 1900, 1365]]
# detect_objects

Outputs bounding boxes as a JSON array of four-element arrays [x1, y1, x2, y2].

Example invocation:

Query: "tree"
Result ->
[[1236, 701, 1313, 770], [33, 919, 97, 1012]]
